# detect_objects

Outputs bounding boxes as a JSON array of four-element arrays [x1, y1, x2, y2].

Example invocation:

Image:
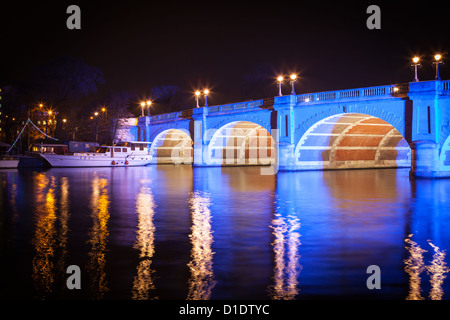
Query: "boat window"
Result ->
[[94, 147, 107, 153], [122, 148, 127, 152], [114, 148, 121, 152], [106, 148, 110, 152], [131, 144, 135, 151], [140, 145, 144, 151]]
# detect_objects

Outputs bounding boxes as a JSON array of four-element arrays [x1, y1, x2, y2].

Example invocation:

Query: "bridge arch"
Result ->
[[294, 105, 407, 147], [206, 121, 276, 166], [150, 129, 193, 164], [294, 113, 411, 170]]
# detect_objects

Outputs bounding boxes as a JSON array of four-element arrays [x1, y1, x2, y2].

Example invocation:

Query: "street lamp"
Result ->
[[140, 100, 152, 116], [204, 89, 209, 107], [290, 74, 297, 95], [46, 110, 53, 134], [140, 101, 146, 117], [277, 76, 284, 96], [412, 56, 420, 82], [195, 91, 201, 108], [433, 53, 443, 80], [146, 100, 152, 116]]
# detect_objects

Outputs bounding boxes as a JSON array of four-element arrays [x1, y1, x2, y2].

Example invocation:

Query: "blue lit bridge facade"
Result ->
[[116, 80, 450, 178]]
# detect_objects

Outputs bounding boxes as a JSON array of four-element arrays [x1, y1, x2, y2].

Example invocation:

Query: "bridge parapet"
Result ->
[[442, 80, 450, 92], [149, 99, 266, 123], [206, 99, 265, 114], [296, 83, 409, 104]]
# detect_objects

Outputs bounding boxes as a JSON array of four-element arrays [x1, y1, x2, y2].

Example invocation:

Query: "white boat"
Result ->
[[40, 142, 152, 167], [0, 157, 19, 168]]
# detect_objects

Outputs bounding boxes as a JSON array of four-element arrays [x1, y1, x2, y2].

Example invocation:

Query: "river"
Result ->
[[1, 166, 450, 300]]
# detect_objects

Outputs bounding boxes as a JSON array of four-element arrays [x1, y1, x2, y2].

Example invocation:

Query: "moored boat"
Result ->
[[0, 156, 19, 169], [40, 141, 152, 167]]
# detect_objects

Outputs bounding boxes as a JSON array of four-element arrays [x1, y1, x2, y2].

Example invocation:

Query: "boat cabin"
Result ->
[[32, 143, 68, 155], [84, 142, 151, 157]]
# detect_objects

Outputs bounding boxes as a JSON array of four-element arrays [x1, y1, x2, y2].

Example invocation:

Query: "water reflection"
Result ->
[[404, 234, 449, 300], [57, 177, 70, 280], [427, 240, 450, 300], [32, 173, 57, 298], [3, 166, 450, 300], [87, 175, 110, 299], [132, 181, 157, 300], [268, 199, 301, 300], [404, 234, 427, 300], [187, 191, 216, 300]]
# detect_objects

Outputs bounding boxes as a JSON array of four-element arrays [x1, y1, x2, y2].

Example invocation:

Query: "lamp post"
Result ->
[[141, 100, 151, 116], [140, 102, 146, 117], [277, 76, 283, 96], [412, 56, 420, 82], [195, 91, 201, 108], [204, 89, 209, 107], [290, 74, 297, 95], [146, 100, 152, 116], [434, 54, 443, 80], [47, 110, 53, 134]]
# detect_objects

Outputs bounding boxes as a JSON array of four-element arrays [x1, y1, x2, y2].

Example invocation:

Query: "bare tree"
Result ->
[[28, 55, 105, 138], [150, 85, 189, 114]]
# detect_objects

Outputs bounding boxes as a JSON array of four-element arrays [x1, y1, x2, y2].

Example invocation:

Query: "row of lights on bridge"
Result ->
[[139, 88, 211, 116], [138, 75, 297, 116], [138, 54, 445, 116]]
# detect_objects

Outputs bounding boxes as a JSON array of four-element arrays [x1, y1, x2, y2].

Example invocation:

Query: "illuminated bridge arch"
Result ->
[[207, 121, 276, 166], [440, 134, 450, 170], [150, 129, 193, 164], [295, 113, 411, 170]]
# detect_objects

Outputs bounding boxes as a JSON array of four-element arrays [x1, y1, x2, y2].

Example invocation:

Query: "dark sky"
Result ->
[[1, 0, 450, 105]]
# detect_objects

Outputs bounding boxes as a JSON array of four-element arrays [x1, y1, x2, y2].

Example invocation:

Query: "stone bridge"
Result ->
[[115, 80, 450, 178]]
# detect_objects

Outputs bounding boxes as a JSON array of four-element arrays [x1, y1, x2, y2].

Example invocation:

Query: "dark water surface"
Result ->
[[1, 166, 450, 300]]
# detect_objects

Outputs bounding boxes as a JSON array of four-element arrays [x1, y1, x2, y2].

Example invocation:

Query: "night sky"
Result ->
[[2, 0, 450, 105]]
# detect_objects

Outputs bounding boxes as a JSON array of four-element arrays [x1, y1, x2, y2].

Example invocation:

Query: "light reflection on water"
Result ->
[[87, 176, 110, 299], [32, 173, 57, 299], [132, 181, 157, 300], [187, 191, 216, 300], [404, 234, 450, 300], [268, 208, 301, 300], [1, 166, 450, 299]]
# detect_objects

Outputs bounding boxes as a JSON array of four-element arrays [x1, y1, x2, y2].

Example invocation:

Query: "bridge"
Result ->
[[116, 80, 450, 178]]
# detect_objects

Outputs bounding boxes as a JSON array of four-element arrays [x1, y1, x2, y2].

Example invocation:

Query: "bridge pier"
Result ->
[[408, 81, 450, 178], [410, 141, 443, 178], [137, 116, 151, 142], [192, 107, 208, 166], [273, 95, 297, 171]]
